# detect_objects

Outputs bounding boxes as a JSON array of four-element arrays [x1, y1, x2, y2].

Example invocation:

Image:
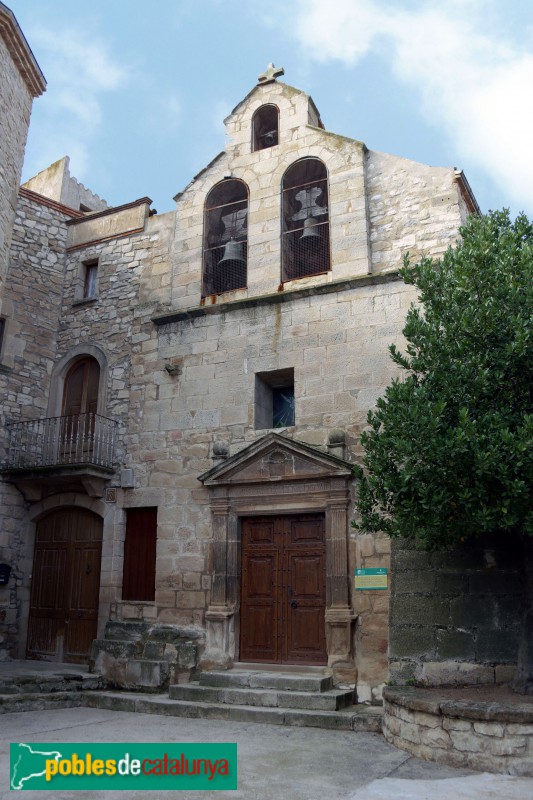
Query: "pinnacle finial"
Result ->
[[258, 63, 285, 84]]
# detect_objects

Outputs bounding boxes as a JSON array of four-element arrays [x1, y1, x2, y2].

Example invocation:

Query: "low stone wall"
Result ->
[[383, 686, 533, 776], [90, 621, 204, 691]]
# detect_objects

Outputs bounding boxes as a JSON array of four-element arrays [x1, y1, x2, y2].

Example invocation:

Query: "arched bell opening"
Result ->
[[202, 179, 249, 297], [252, 104, 279, 151], [282, 157, 331, 282]]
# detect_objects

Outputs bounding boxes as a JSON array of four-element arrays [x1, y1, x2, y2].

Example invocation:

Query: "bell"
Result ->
[[261, 129, 278, 147], [300, 217, 321, 241], [219, 239, 245, 267]]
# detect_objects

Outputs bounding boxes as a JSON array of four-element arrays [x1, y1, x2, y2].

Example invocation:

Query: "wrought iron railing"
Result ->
[[4, 413, 117, 470]]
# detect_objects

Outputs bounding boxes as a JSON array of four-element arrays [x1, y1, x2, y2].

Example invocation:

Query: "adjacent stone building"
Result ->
[[0, 1, 45, 341], [3, 10, 512, 704]]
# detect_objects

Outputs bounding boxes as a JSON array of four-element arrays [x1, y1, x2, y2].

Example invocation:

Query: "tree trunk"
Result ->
[[511, 535, 533, 695]]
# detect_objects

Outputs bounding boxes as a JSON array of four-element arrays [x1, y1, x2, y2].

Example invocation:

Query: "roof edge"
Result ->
[[18, 186, 84, 218], [454, 169, 481, 216], [66, 196, 152, 226], [0, 3, 46, 97]]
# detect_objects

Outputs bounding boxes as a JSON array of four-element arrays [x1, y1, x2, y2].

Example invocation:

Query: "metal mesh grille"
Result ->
[[203, 180, 248, 297], [282, 220, 330, 281], [203, 241, 248, 296], [282, 160, 330, 282]]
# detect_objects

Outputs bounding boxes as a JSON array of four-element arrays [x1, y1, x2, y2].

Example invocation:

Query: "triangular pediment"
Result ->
[[199, 433, 352, 486]]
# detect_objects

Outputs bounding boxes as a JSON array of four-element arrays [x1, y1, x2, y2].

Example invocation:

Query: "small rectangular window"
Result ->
[[83, 260, 98, 298], [272, 385, 295, 428], [255, 368, 295, 429], [0, 318, 5, 355], [122, 507, 157, 601]]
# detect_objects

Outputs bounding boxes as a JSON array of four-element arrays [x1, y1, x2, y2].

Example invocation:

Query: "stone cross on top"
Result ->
[[258, 63, 285, 84]]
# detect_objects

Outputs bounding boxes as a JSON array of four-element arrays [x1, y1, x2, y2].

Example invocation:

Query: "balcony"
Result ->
[[2, 413, 117, 500]]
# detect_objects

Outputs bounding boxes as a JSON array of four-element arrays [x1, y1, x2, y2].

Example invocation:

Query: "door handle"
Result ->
[[290, 600, 298, 609]]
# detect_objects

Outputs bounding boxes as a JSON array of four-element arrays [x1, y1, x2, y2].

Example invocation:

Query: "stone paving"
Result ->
[[1, 705, 469, 800], [1, 662, 533, 797]]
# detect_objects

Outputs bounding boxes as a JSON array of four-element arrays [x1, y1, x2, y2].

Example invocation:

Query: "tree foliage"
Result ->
[[354, 210, 533, 549]]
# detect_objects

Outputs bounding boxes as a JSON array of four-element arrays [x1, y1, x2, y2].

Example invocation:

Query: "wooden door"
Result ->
[[240, 514, 326, 665], [61, 358, 100, 461], [122, 507, 157, 601], [27, 508, 102, 663], [62, 358, 99, 417]]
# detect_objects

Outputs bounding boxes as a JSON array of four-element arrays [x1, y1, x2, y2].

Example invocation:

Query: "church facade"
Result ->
[[0, 7, 481, 702]]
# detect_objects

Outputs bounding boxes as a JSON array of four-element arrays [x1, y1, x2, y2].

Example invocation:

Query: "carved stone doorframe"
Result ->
[[198, 434, 356, 681]]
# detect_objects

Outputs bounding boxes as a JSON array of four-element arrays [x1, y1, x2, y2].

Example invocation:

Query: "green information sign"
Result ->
[[10, 743, 237, 791], [354, 567, 388, 591]]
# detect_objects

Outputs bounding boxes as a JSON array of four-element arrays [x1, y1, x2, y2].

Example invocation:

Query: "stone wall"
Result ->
[[22, 156, 108, 213], [144, 274, 416, 696], [389, 536, 523, 685], [0, 193, 69, 418], [353, 531, 391, 703], [56, 211, 174, 624], [366, 151, 469, 275], [0, 33, 33, 287], [383, 686, 533, 776], [0, 72, 477, 693], [0, 191, 70, 658]]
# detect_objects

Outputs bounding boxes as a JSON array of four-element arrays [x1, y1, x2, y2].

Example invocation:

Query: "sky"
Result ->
[[9, 0, 533, 219]]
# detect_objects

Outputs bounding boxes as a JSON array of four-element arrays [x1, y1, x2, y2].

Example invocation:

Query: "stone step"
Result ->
[[83, 691, 383, 733], [123, 659, 170, 690], [0, 672, 102, 695], [91, 639, 139, 661], [234, 662, 328, 674], [169, 682, 354, 711], [0, 691, 85, 714], [103, 621, 148, 641], [199, 670, 333, 693]]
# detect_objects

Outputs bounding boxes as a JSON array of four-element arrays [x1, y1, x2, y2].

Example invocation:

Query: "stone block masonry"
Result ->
[[0, 61, 483, 695], [383, 686, 533, 776], [0, 7, 45, 287], [389, 535, 522, 686]]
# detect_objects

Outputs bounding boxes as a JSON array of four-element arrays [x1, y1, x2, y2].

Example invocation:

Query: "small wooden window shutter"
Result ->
[[122, 507, 157, 601]]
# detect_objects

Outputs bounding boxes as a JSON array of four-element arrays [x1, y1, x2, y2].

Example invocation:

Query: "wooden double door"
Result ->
[[27, 508, 102, 663], [240, 514, 327, 665]]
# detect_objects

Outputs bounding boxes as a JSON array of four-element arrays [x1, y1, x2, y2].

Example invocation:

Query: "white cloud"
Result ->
[[287, 0, 533, 212], [23, 25, 129, 181]]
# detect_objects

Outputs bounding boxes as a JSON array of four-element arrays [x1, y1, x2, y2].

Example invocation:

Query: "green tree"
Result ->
[[354, 210, 533, 693]]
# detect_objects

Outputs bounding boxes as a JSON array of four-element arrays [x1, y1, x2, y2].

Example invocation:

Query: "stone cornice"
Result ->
[[152, 271, 402, 327], [65, 196, 153, 226], [0, 3, 46, 97]]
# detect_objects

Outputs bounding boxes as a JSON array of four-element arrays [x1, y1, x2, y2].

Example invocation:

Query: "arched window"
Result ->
[[252, 104, 279, 151], [60, 356, 101, 462], [281, 158, 330, 282], [62, 357, 100, 417], [203, 179, 248, 297]]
